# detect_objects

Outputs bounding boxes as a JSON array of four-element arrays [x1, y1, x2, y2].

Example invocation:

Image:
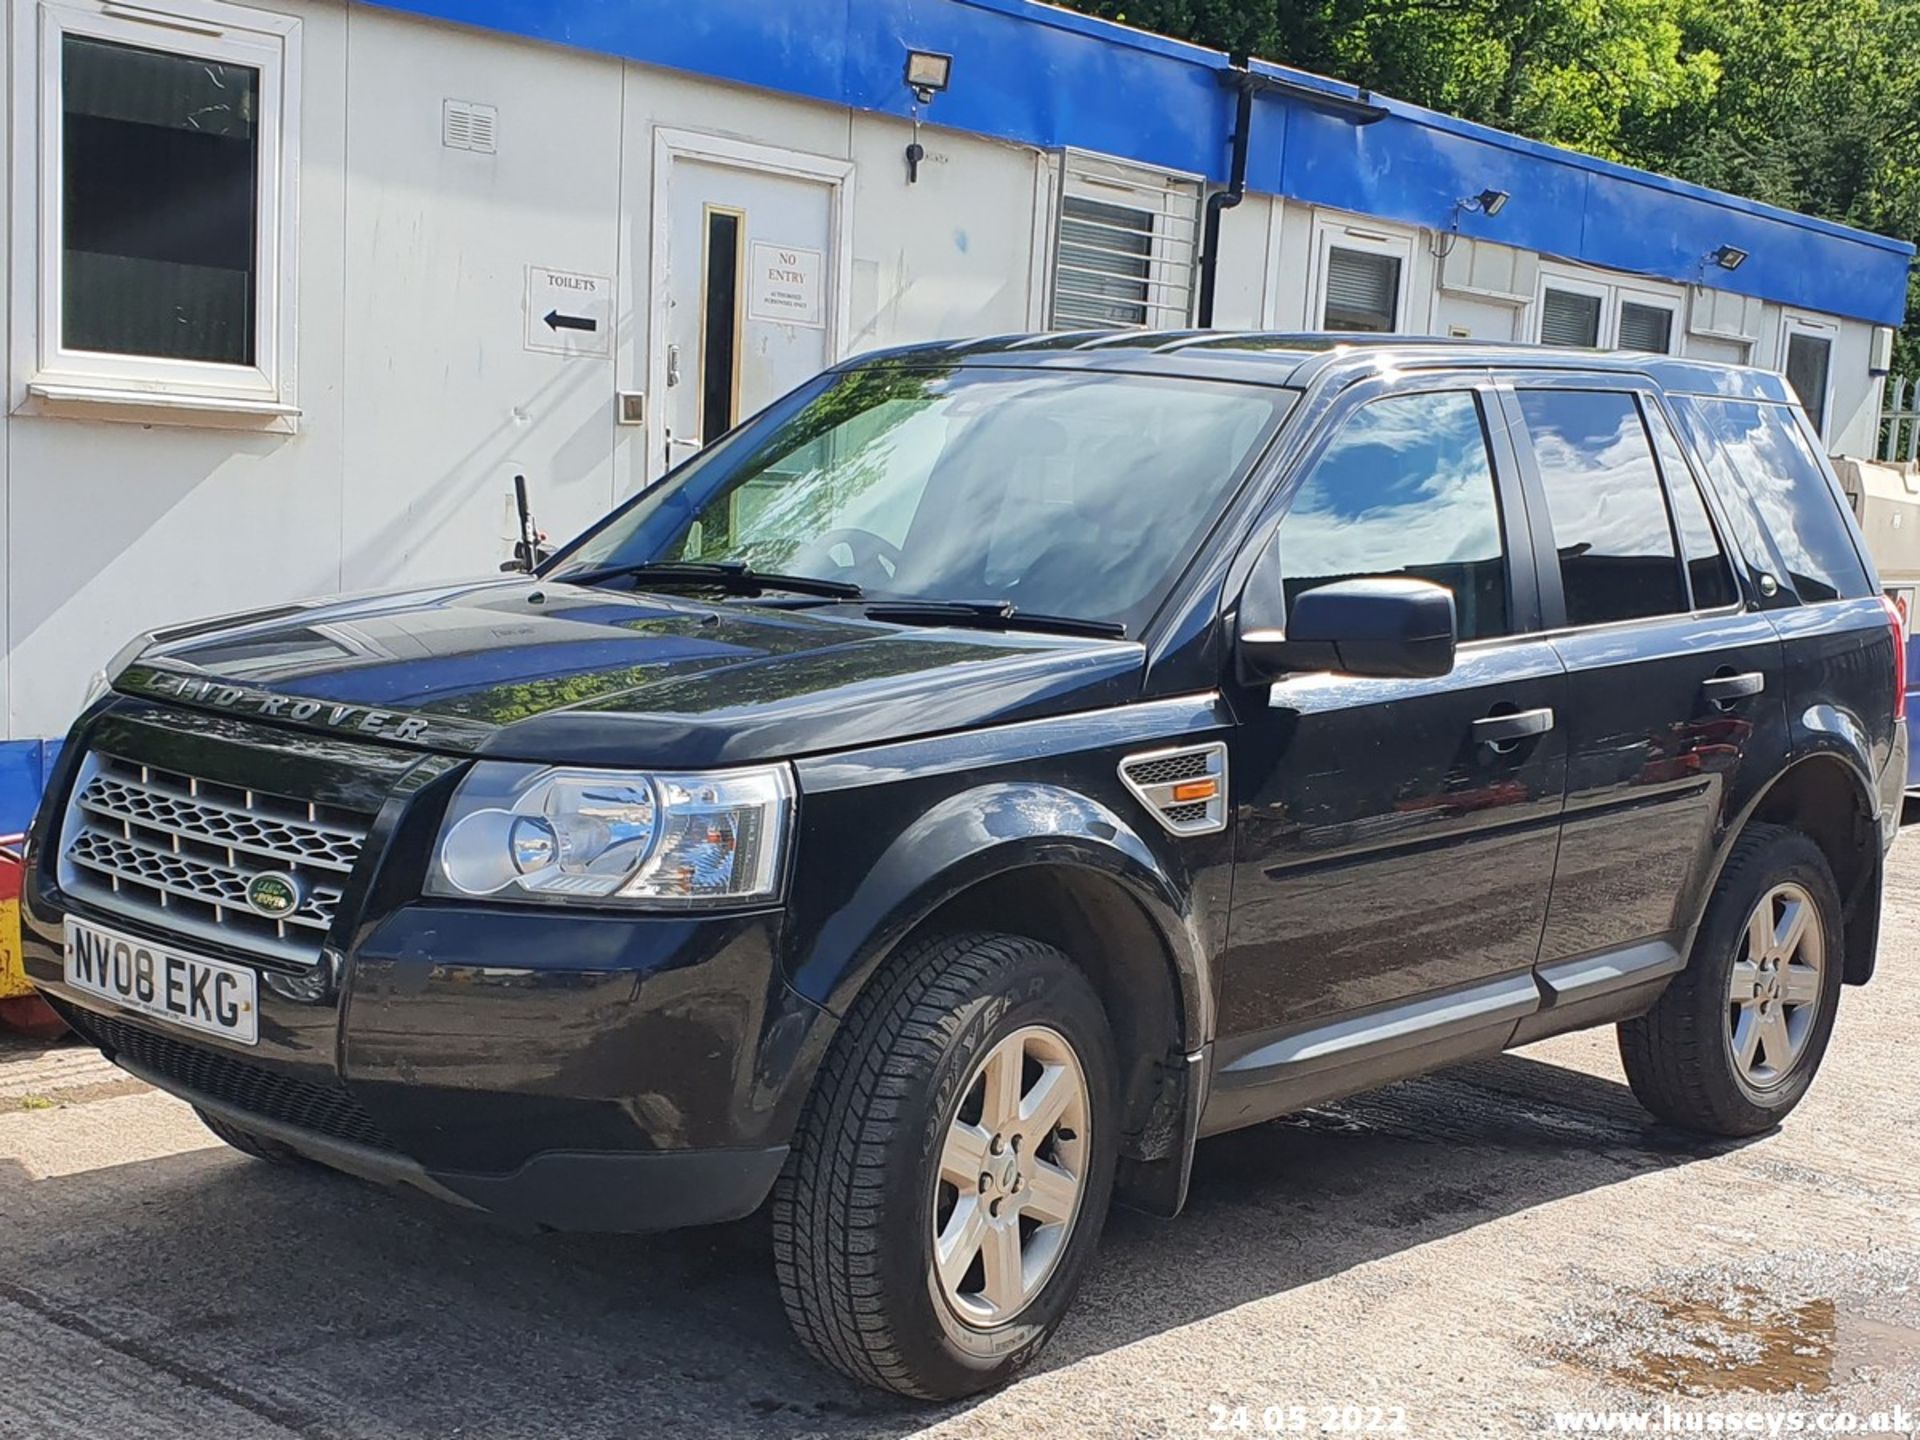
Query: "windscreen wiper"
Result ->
[[558, 560, 864, 600], [863, 599, 1127, 639]]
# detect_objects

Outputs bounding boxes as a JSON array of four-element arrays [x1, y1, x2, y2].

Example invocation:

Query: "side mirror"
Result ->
[[1237, 570, 1458, 683]]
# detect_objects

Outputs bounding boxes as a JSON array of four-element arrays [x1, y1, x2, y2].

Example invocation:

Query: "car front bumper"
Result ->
[[23, 889, 833, 1233]]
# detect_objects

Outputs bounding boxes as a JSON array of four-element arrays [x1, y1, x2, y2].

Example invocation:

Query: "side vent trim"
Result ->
[[1118, 741, 1228, 836]]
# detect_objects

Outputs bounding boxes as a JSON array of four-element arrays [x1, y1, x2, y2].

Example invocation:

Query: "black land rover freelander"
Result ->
[[21, 336, 1908, 1399]]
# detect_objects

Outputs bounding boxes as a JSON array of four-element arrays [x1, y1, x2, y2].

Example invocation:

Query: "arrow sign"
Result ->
[[526, 266, 611, 356]]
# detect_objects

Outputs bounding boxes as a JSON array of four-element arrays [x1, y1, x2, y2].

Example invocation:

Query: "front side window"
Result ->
[[29, 0, 297, 405], [1276, 391, 1510, 641], [557, 367, 1291, 634], [1516, 389, 1685, 626]]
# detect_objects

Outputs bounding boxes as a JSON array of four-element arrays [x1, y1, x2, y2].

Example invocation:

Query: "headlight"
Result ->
[[427, 762, 794, 907]]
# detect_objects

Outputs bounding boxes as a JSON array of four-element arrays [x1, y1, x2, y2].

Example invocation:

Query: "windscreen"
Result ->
[[554, 366, 1293, 634]]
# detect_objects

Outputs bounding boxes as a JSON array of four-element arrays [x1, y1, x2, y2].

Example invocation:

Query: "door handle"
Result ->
[[1472, 707, 1555, 751], [1701, 671, 1765, 709], [664, 434, 699, 471]]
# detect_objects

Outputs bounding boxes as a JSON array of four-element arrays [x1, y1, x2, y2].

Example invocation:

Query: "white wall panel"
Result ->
[[338, 9, 623, 593], [845, 115, 1043, 351]]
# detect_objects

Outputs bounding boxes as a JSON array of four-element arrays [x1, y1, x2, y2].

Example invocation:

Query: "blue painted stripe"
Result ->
[[0, 739, 60, 838], [364, 0, 1912, 326]]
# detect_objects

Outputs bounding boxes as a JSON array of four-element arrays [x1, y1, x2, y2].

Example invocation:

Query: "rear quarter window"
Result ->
[[1673, 397, 1872, 603]]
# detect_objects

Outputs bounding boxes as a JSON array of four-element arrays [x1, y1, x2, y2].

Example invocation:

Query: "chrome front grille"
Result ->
[[59, 751, 375, 969]]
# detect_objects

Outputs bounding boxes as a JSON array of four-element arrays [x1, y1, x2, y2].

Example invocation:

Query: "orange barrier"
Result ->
[[0, 842, 66, 1039]]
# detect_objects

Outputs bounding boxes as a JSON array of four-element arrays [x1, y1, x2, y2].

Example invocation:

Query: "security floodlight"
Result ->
[[1475, 187, 1510, 217], [1712, 244, 1749, 271], [905, 50, 953, 104]]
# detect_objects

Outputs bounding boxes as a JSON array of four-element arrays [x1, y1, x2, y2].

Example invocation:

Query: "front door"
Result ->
[[1208, 382, 1567, 1132], [658, 149, 840, 477]]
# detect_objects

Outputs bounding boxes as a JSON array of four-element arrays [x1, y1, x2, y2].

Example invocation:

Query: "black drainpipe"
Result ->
[[1197, 64, 1254, 330], [1196, 66, 1390, 328]]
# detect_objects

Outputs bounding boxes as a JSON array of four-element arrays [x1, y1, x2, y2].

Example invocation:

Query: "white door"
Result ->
[[658, 155, 839, 476]]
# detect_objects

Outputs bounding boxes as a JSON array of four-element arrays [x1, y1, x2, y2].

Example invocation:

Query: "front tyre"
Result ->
[[1619, 824, 1845, 1137], [773, 931, 1119, 1400]]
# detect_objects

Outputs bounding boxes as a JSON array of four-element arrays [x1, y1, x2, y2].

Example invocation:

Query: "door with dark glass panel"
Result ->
[[1499, 380, 1786, 986], [660, 157, 836, 478], [1211, 384, 1568, 1130]]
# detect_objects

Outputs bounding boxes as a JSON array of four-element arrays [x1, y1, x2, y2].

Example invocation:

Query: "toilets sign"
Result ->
[[748, 243, 825, 328]]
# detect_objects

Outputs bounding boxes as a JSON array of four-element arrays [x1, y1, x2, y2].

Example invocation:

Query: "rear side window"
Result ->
[[1643, 404, 1739, 609], [1515, 389, 1685, 626], [1676, 399, 1871, 603], [1277, 390, 1510, 641]]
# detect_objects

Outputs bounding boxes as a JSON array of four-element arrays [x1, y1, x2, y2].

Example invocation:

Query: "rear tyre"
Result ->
[[773, 931, 1119, 1400], [195, 1107, 308, 1166], [1619, 824, 1845, 1137]]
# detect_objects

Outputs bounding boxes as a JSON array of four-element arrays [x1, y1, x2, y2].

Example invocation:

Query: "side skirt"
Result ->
[[1198, 939, 1683, 1137]]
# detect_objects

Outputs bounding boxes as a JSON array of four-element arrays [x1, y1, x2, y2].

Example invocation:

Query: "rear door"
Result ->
[[1499, 375, 1787, 1006]]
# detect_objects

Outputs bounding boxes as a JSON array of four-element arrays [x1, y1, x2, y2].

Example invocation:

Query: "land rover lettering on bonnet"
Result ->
[[20, 336, 1905, 1402]]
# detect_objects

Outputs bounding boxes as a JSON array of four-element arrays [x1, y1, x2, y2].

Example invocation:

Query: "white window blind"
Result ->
[[1322, 248, 1401, 332], [1051, 152, 1200, 330], [1540, 288, 1602, 348], [1618, 301, 1673, 353]]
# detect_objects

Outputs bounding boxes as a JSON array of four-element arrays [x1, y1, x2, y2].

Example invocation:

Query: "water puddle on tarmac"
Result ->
[[1596, 1285, 1920, 1396]]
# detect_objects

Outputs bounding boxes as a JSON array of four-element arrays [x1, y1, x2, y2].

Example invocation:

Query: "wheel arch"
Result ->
[[785, 782, 1216, 1201], [1726, 751, 1882, 985]]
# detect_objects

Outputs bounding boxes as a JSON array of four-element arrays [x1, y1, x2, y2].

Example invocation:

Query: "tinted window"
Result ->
[[1643, 404, 1738, 609], [63, 37, 259, 365], [1678, 398, 1870, 603], [1517, 390, 1685, 626], [1277, 391, 1509, 641], [1784, 332, 1833, 436]]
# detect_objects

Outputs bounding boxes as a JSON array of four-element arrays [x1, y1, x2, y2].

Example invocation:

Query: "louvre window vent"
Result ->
[[1119, 742, 1228, 836], [442, 99, 497, 154]]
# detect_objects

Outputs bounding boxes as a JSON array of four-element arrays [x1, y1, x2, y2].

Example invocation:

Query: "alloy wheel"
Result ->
[[1727, 881, 1825, 1090], [930, 1024, 1091, 1328]]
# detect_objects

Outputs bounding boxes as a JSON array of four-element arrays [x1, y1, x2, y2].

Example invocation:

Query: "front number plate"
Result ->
[[63, 918, 259, 1046]]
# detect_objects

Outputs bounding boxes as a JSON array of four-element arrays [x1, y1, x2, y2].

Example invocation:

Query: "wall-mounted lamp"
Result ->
[[1433, 186, 1512, 258], [905, 50, 953, 104], [903, 49, 953, 184], [1711, 244, 1749, 271]]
